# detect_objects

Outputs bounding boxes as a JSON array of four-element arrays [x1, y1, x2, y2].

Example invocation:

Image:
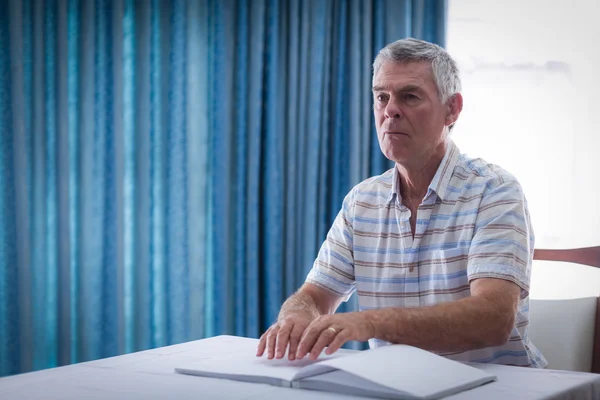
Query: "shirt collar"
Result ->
[[387, 139, 460, 205], [427, 139, 460, 202]]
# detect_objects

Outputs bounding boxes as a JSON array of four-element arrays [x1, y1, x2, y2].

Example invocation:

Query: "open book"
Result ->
[[175, 336, 496, 400]]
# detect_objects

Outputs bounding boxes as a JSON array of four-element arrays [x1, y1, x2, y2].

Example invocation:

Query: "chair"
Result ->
[[528, 246, 600, 373]]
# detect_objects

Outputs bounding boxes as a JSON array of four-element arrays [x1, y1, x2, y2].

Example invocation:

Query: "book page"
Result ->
[[295, 345, 495, 398], [175, 349, 351, 387]]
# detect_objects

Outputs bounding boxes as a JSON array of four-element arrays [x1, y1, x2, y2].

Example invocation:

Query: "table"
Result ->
[[1, 335, 599, 399]]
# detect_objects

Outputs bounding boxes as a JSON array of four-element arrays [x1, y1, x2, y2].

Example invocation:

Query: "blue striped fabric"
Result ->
[[307, 140, 548, 368]]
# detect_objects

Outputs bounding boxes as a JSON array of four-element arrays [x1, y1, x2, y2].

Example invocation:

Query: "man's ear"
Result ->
[[445, 93, 463, 127]]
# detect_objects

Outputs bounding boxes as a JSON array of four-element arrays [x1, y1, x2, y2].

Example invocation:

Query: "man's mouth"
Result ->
[[384, 131, 408, 136]]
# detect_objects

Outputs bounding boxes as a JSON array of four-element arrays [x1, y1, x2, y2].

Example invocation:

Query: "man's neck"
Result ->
[[396, 142, 447, 205]]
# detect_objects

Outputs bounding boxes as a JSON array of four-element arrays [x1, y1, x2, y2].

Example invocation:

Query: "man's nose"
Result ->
[[384, 100, 402, 119]]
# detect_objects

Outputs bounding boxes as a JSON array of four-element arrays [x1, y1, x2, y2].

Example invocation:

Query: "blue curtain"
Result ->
[[0, 0, 446, 377]]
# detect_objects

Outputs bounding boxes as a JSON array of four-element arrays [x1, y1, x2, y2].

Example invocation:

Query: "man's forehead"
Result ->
[[372, 61, 434, 90]]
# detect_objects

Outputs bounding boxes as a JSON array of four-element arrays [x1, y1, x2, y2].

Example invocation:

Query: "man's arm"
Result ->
[[256, 283, 343, 360], [364, 277, 519, 351], [279, 282, 343, 320], [295, 277, 520, 359]]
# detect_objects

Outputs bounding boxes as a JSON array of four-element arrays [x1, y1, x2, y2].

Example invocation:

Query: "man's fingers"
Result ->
[[296, 328, 316, 360], [265, 325, 280, 359], [256, 332, 268, 356], [287, 323, 306, 361], [308, 327, 339, 360], [275, 324, 292, 359], [296, 321, 327, 359], [325, 329, 348, 355]]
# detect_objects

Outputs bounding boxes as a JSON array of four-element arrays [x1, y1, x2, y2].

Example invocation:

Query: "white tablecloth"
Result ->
[[1, 336, 599, 400]]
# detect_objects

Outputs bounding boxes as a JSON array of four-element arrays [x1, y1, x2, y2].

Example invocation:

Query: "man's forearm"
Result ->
[[364, 296, 515, 353], [277, 291, 323, 322]]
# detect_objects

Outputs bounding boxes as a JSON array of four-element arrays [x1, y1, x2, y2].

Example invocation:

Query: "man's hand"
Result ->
[[256, 283, 344, 360], [295, 312, 375, 360], [256, 314, 312, 360]]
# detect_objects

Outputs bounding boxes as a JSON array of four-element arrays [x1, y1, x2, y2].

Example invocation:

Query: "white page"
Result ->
[[297, 370, 414, 400], [294, 345, 495, 399], [175, 351, 349, 387], [175, 335, 356, 386]]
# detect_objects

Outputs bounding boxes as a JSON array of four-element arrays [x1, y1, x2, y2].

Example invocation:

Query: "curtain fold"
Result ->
[[0, 0, 446, 377]]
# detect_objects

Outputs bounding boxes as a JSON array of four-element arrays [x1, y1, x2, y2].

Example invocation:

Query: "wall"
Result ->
[[447, 0, 600, 299]]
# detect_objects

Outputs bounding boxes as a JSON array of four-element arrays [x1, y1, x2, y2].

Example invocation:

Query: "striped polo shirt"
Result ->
[[306, 139, 547, 368]]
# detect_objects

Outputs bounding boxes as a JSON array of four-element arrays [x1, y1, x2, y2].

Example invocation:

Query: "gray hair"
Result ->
[[372, 38, 462, 104]]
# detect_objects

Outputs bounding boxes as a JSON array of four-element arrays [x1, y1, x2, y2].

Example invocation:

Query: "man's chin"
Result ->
[[383, 151, 411, 165]]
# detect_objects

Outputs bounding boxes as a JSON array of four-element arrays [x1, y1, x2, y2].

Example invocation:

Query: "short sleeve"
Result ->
[[467, 179, 535, 299], [305, 190, 357, 301]]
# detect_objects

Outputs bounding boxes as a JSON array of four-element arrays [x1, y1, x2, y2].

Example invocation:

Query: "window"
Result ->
[[447, 0, 600, 298]]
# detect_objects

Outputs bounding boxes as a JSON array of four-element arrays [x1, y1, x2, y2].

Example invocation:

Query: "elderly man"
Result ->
[[256, 38, 547, 368]]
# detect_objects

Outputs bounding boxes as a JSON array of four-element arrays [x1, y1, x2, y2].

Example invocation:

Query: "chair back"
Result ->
[[529, 246, 600, 373]]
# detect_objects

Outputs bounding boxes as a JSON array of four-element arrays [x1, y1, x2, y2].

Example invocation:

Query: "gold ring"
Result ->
[[327, 327, 337, 334]]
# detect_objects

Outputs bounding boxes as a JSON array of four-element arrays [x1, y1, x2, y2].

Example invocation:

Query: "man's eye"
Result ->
[[404, 94, 419, 101], [376, 94, 387, 102]]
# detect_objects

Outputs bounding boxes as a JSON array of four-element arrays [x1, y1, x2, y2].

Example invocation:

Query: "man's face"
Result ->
[[372, 61, 450, 165]]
